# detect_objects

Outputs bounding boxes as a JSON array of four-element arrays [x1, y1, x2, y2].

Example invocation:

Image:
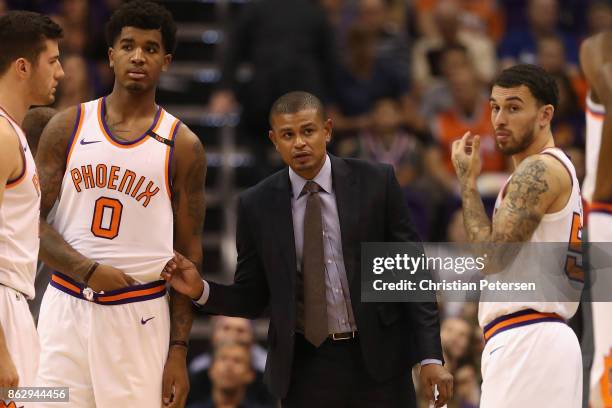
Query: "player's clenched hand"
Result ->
[[420, 364, 453, 408], [87, 264, 136, 292], [0, 347, 19, 387], [162, 347, 189, 408], [452, 131, 482, 184], [161, 251, 204, 300]]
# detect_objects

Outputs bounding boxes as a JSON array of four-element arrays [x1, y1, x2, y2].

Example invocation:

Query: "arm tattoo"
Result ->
[[186, 141, 207, 236], [170, 289, 194, 343], [170, 134, 206, 345], [492, 159, 549, 243], [460, 182, 492, 244], [36, 109, 92, 280]]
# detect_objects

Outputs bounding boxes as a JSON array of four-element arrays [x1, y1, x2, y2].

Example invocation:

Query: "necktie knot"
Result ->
[[303, 180, 321, 195]]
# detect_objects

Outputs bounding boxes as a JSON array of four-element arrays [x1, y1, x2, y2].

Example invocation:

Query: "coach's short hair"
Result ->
[[0, 11, 63, 75], [492, 64, 559, 110], [105, 0, 177, 54], [269, 91, 325, 127]]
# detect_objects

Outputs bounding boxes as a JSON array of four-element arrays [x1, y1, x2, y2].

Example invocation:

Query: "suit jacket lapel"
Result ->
[[330, 156, 360, 284], [268, 169, 298, 291]]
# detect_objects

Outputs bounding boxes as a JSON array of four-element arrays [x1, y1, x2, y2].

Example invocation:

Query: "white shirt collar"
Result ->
[[289, 154, 332, 198]]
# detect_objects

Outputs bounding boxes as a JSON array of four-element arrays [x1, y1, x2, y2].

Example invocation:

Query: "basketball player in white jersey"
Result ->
[[0, 11, 63, 392], [34, 2, 205, 407], [580, 32, 612, 408], [452, 64, 583, 407]]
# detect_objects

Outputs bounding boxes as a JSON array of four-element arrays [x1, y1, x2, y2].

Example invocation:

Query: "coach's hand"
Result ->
[[0, 346, 19, 387], [87, 264, 136, 292], [162, 346, 189, 407], [162, 252, 204, 300], [452, 131, 482, 184], [420, 363, 453, 408]]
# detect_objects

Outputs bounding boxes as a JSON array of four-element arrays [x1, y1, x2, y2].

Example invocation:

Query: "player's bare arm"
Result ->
[[0, 119, 23, 208], [0, 121, 22, 388], [581, 33, 612, 202], [162, 124, 206, 408], [492, 155, 567, 242], [452, 132, 493, 243], [36, 107, 135, 291], [453, 132, 568, 273]]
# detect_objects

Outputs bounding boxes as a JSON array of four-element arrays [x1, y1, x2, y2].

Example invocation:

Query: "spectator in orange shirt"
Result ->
[[432, 65, 507, 176]]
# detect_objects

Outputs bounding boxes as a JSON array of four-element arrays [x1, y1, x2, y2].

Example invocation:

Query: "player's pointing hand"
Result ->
[[162, 251, 204, 300]]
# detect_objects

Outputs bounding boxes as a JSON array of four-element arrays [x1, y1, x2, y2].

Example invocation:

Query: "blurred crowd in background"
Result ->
[[3, 0, 609, 406]]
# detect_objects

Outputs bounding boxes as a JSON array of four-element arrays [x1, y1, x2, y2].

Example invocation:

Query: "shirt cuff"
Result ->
[[420, 359, 443, 366], [193, 280, 210, 306]]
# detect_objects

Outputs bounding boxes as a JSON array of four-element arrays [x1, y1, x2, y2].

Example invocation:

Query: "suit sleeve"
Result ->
[[199, 196, 270, 319], [383, 165, 444, 362]]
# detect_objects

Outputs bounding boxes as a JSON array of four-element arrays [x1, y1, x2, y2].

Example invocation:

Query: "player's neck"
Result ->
[[0, 77, 30, 125], [511, 131, 555, 168], [105, 87, 158, 121]]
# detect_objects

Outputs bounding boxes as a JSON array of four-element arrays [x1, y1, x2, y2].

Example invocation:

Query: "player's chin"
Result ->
[[125, 80, 148, 92], [38, 93, 56, 105]]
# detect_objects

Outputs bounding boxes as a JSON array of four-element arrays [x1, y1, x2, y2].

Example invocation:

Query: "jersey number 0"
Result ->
[[91, 197, 123, 239]]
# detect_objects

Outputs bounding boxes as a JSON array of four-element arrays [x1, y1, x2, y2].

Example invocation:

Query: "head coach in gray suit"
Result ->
[[163, 91, 453, 408]]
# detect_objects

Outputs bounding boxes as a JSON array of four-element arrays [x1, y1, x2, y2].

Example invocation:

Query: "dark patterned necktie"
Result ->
[[302, 180, 328, 347]]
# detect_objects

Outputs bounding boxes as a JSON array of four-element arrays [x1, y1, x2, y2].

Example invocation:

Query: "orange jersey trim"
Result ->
[[96, 98, 164, 149], [66, 103, 85, 165]]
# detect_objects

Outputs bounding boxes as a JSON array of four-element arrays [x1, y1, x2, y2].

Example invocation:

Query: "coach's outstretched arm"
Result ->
[[163, 124, 206, 408], [36, 107, 136, 291], [163, 195, 270, 319]]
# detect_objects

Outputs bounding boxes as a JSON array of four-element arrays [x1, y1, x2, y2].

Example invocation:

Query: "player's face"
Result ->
[[490, 85, 547, 155], [29, 39, 64, 105], [108, 27, 171, 93], [269, 108, 331, 180]]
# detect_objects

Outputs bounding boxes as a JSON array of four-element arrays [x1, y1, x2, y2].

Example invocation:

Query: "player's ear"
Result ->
[[539, 104, 554, 128], [161, 54, 172, 72], [15, 57, 30, 78], [108, 47, 115, 68]]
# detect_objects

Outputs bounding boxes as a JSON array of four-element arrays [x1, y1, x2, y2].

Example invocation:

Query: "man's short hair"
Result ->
[[269, 91, 325, 127], [492, 64, 559, 110], [105, 0, 177, 54], [0, 11, 63, 75]]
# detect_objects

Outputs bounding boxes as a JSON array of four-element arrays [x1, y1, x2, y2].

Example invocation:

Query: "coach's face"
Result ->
[[269, 108, 332, 180], [108, 27, 171, 93], [490, 85, 554, 156]]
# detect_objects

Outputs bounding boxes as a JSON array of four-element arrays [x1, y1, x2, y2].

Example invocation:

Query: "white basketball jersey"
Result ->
[[479, 147, 582, 327], [0, 107, 40, 299], [583, 93, 605, 204], [52, 98, 180, 283]]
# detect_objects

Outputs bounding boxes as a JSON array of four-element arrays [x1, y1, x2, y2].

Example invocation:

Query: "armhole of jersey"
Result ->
[[65, 103, 85, 166], [4, 117, 27, 189], [165, 119, 181, 199], [540, 151, 575, 216]]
